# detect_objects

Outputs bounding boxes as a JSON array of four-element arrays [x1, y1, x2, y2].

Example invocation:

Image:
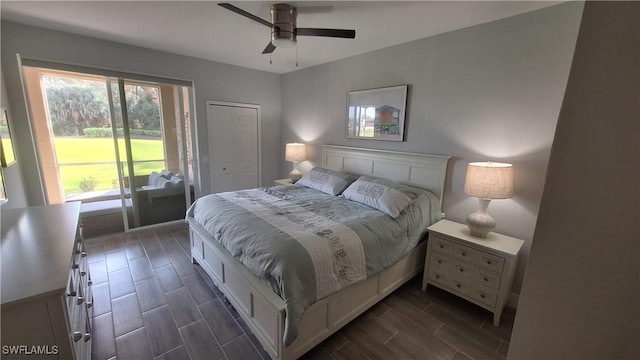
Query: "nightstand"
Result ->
[[422, 219, 524, 326], [274, 178, 294, 186]]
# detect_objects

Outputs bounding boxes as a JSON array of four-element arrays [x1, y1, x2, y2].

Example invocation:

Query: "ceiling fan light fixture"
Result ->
[[271, 3, 297, 48], [272, 38, 296, 48]]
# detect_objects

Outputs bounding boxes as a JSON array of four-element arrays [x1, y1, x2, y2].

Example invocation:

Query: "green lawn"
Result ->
[[1, 138, 16, 164], [54, 137, 165, 195]]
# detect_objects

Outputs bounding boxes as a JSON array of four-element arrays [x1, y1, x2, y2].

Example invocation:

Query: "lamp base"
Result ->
[[289, 169, 302, 183], [466, 211, 496, 238]]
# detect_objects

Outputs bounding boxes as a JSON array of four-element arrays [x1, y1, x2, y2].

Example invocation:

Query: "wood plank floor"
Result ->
[[86, 224, 515, 360]]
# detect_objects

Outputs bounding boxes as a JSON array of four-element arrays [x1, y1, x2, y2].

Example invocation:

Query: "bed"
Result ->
[[186, 145, 450, 359]]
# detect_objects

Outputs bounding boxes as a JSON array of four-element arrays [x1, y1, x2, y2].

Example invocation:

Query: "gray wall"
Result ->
[[281, 2, 583, 295], [508, 2, 640, 358], [1, 21, 282, 205]]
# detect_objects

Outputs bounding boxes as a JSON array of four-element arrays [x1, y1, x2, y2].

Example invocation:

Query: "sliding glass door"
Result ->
[[108, 79, 193, 229], [22, 64, 194, 231]]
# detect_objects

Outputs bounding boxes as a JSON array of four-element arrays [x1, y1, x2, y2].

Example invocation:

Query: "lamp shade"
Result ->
[[464, 162, 513, 199], [285, 143, 306, 162]]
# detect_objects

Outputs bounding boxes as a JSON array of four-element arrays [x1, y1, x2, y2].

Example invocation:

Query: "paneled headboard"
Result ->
[[322, 145, 451, 208]]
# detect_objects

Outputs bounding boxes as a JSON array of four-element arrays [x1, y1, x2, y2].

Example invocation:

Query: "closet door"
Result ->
[[207, 103, 259, 193]]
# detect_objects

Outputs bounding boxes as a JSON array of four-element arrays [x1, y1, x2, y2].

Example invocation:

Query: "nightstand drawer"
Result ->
[[453, 243, 477, 263], [431, 237, 453, 255], [449, 275, 472, 296], [450, 260, 474, 280], [431, 253, 451, 270], [476, 252, 505, 273], [428, 268, 449, 286], [475, 269, 501, 290], [470, 286, 498, 307]]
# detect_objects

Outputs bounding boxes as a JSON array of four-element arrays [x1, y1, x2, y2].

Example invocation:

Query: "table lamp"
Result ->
[[285, 143, 306, 182], [464, 161, 513, 237]]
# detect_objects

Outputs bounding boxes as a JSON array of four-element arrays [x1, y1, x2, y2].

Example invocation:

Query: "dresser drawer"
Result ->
[[67, 269, 80, 309], [475, 252, 505, 273], [431, 237, 453, 255]]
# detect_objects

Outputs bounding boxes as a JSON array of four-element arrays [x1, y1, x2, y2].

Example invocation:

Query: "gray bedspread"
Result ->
[[187, 184, 440, 345]]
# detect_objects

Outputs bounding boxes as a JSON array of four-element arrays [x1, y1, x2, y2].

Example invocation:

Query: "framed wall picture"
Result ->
[[1, 108, 16, 167], [346, 85, 408, 142]]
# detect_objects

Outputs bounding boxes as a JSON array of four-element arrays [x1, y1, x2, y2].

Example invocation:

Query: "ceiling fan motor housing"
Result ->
[[271, 3, 297, 47]]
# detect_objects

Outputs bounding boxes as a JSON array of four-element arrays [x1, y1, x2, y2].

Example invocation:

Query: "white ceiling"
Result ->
[[1, 1, 560, 74]]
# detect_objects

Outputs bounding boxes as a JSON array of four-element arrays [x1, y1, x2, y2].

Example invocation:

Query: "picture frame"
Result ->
[[1, 108, 16, 167], [346, 85, 408, 142]]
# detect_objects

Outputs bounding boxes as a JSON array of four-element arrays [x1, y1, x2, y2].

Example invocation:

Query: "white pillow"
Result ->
[[342, 176, 415, 218], [296, 167, 358, 196]]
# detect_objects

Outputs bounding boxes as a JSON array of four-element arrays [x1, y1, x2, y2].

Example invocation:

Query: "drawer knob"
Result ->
[[483, 277, 489, 282], [459, 268, 464, 272], [437, 260, 442, 264], [84, 333, 91, 342], [435, 275, 440, 279], [72, 263, 79, 269], [487, 260, 492, 265], [456, 284, 461, 288], [87, 301, 93, 309], [77, 296, 85, 305], [73, 332, 82, 342], [461, 252, 466, 256], [67, 291, 76, 297], [480, 294, 486, 299]]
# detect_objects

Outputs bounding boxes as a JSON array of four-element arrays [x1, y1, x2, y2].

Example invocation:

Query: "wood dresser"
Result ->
[[1, 202, 92, 359]]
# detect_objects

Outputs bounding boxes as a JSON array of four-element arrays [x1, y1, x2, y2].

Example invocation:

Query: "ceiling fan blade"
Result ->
[[296, 28, 356, 39], [218, 3, 272, 28], [262, 42, 276, 54], [297, 6, 334, 15]]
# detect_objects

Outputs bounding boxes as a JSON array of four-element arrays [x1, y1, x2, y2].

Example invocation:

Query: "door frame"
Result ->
[[205, 100, 262, 192]]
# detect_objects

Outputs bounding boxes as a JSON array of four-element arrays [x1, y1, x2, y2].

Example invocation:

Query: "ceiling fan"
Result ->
[[218, 3, 356, 54]]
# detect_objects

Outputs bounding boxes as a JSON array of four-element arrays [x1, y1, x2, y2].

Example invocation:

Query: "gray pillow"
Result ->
[[148, 172, 161, 186], [296, 167, 358, 196], [160, 169, 174, 179], [156, 177, 171, 188], [342, 176, 417, 218], [169, 175, 184, 187]]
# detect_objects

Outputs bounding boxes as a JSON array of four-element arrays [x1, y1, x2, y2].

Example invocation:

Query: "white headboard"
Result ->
[[322, 145, 451, 207]]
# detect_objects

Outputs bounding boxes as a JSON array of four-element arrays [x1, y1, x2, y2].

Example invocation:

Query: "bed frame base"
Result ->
[[189, 219, 426, 360]]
